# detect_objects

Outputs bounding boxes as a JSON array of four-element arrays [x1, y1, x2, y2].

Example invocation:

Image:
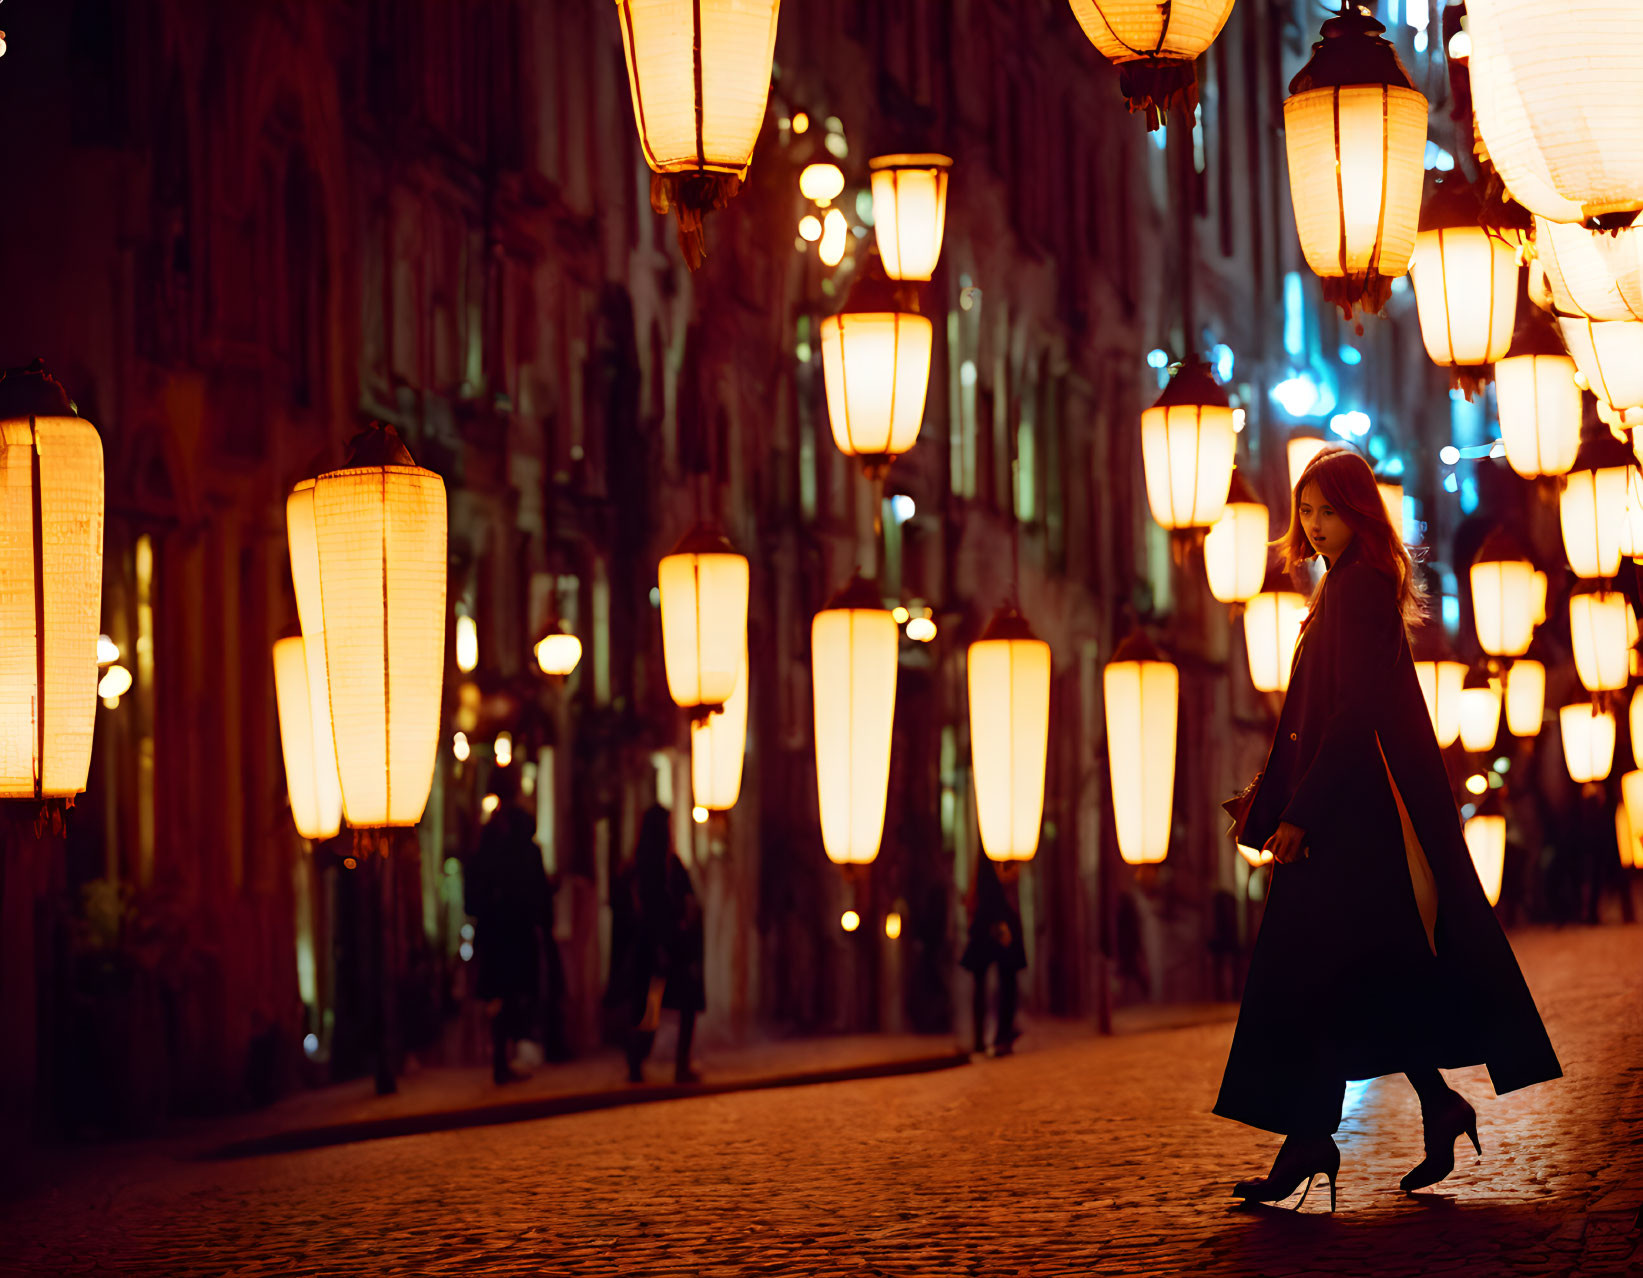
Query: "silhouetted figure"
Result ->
[[605, 807, 705, 1083], [960, 856, 1026, 1056], [465, 767, 555, 1084]]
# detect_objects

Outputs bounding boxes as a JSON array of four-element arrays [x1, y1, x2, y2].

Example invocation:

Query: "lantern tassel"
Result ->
[[651, 172, 743, 271], [1116, 60, 1200, 133], [1320, 272, 1396, 325], [1450, 366, 1492, 402]]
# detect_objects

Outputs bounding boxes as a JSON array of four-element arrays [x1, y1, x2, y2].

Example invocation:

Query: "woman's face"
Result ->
[[1298, 482, 1354, 560]]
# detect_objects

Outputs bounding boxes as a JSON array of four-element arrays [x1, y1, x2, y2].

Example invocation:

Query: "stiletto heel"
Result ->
[[1400, 1093, 1480, 1192], [1233, 1137, 1340, 1210], [1464, 1115, 1481, 1158], [1329, 1172, 1337, 1212]]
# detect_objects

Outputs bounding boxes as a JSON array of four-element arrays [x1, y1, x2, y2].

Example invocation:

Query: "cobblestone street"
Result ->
[[4, 925, 1638, 1277]]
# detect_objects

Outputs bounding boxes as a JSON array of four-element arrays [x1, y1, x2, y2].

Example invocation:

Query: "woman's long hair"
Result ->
[[1278, 445, 1425, 639]]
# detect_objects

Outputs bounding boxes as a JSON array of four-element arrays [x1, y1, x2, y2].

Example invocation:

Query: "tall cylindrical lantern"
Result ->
[[1504, 659, 1546, 737], [1556, 317, 1643, 415], [1494, 309, 1581, 479], [1140, 359, 1236, 532], [1531, 569, 1548, 626], [1469, 528, 1537, 657], [286, 480, 346, 822], [1560, 699, 1616, 783], [1468, 0, 1643, 224], [1414, 658, 1467, 749], [1560, 423, 1637, 579], [658, 524, 749, 714], [1458, 669, 1502, 754], [812, 575, 897, 866], [820, 258, 933, 473], [1203, 468, 1270, 605], [1410, 172, 1520, 396], [312, 424, 447, 829], [1631, 686, 1643, 769], [1570, 589, 1632, 691], [614, 0, 782, 267], [868, 154, 952, 282], [1104, 630, 1177, 866], [1283, 11, 1427, 318], [1464, 811, 1507, 907], [0, 363, 103, 803], [1243, 578, 1308, 695], [1067, 0, 1236, 129], [691, 646, 747, 811], [1535, 217, 1643, 321], [273, 635, 343, 841], [1622, 770, 1643, 867], [967, 607, 1051, 862]]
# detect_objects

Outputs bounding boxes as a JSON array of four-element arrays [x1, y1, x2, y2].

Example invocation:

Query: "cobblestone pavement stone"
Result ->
[[3, 925, 1638, 1278]]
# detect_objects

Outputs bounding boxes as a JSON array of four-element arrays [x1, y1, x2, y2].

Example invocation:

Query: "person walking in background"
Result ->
[[464, 766, 555, 1085], [1219, 447, 1560, 1211], [605, 807, 705, 1084], [960, 855, 1026, 1057]]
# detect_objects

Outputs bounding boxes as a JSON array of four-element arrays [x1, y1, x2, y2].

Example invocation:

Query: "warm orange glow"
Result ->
[[1243, 589, 1308, 693], [1559, 432, 1636, 578], [869, 154, 952, 281], [1287, 435, 1329, 494], [818, 208, 849, 267], [820, 271, 933, 465], [1378, 480, 1404, 535], [658, 525, 749, 712], [1569, 591, 1631, 691], [1469, 537, 1537, 657], [1504, 659, 1546, 737], [1104, 632, 1177, 866], [968, 609, 1051, 862], [1239, 842, 1274, 868], [813, 579, 897, 865], [691, 646, 747, 811], [273, 636, 343, 842], [1415, 660, 1467, 748], [1494, 354, 1581, 479], [1411, 221, 1519, 369], [799, 162, 845, 203], [1140, 361, 1236, 531], [1203, 473, 1269, 605], [1464, 814, 1507, 907], [534, 631, 582, 676], [1558, 317, 1643, 415], [1560, 701, 1616, 783], [1535, 216, 1643, 321], [1458, 685, 1502, 754]]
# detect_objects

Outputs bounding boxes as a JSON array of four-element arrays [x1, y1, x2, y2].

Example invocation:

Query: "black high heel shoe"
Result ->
[[1233, 1135, 1340, 1211], [1400, 1093, 1481, 1192]]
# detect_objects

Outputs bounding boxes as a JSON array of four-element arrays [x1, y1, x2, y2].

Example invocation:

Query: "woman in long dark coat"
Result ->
[[1219, 447, 1559, 1210], [960, 855, 1027, 1055]]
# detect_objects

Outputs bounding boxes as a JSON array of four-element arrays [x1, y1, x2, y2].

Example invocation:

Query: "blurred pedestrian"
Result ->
[[1219, 448, 1560, 1211], [960, 855, 1026, 1056], [464, 766, 555, 1085], [605, 807, 705, 1083]]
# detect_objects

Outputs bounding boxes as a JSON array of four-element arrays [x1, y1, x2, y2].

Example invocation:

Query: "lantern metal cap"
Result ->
[[0, 358, 76, 419], [667, 521, 742, 558], [978, 605, 1040, 645], [1418, 170, 1485, 233], [1570, 419, 1636, 475], [342, 421, 418, 469], [1504, 306, 1568, 360], [1151, 359, 1230, 411], [836, 253, 920, 316], [1225, 466, 1264, 508], [822, 572, 887, 613], [869, 153, 953, 172], [1109, 629, 1168, 665], [1472, 526, 1532, 566], [1462, 664, 1495, 691], [1289, 9, 1416, 94]]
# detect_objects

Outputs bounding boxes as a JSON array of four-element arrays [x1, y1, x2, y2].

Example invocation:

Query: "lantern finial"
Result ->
[[342, 421, 418, 469], [0, 359, 77, 419]]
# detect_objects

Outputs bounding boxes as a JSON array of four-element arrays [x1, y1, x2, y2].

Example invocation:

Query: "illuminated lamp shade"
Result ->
[[1464, 811, 1507, 907], [1410, 172, 1520, 398], [614, 0, 782, 267], [1622, 770, 1643, 867], [1561, 700, 1616, 783], [1558, 424, 1636, 578], [1493, 309, 1581, 479], [812, 575, 897, 865], [1557, 317, 1643, 415], [1458, 669, 1502, 754], [819, 257, 933, 474], [1376, 476, 1404, 537], [0, 363, 104, 802], [1414, 658, 1467, 749], [533, 629, 582, 677], [312, 424, 447, 828], [658, 524, 749, 714], [1531, 569, 1548, 626], [967, 607, 1051, 862], [1503, 659, 1545, 737], [1569, 589, 1632, 691], [1467, 0, 1643, 224], [1066, 0, 1235, 129], [1283, 10, 1427, 318], [1287, 433, 1330, 494], [1535, 217, 1643, 321], [868, 154, 952, 282], [690, 647, 747, 811], [1103, 630, 1178, 866], [1203, 468, 1270, 605], [1632, 686, 1643, 769], [1140, 359, 1236, 532], [799, 163, 845, 203], [454, 613, 478, 673], [1243, 564, 1308, 694], [1468, 528, 1537, 657], [272, 635, 342, 841]]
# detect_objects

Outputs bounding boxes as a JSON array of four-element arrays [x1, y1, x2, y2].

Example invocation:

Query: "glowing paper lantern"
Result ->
[[1535, 217, 1643, 321], [273, 635, 342, 841], [454, 614, 478, 673], [1104, 630, 1177, 866], [1458, 674, 1502, 754], [1464, 812, 1507, 907], [658, 524, 749, 713], [968, 607, 1051, 863], [1621, 771, 1643, 867], [615, 0, 782, 266], [1410, 172, 1519, 395], [690, 646, 747, 811], [1557, 317, 1643, 415], [1560, 700, 1616, 783], [0, 364, 104, 801], [1559, 425, 1637, 578], [1415, 659, 1467, 748], [868, 154, 952, 282], [799, 163, 845, 203], [1203, 469, 1270, 605], [1287, 434, 1329, 494], [812, 576, 897, 865], [1494, 309, 1581, 479], [310, 425, 447, 828], [1283, 11, 1427, 318], [1067, 0, 1236, 129], [1531, 570, 1548, 626], [1467, 0, 1643, 224], [1243, 568, 1308, 694], [819, 259, 933, 472], [1570, 590, 1632, 691], [1469, 529, 1537, 657], [534, 629, 582, 676], [1140, 360, 1236, 532], [1504, 659, 1545, 737], [1632, 686, 1643, 769]]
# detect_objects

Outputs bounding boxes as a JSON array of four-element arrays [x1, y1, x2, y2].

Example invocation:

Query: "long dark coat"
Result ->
[[960, 856, 1027, 975], [1216, 539, 1560, 1135], [604, 853, 707, 1018], [464, 807, 554, 1002]]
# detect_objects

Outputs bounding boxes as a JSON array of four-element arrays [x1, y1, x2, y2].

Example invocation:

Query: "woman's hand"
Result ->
[[1263, 821, 1309, 865]]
